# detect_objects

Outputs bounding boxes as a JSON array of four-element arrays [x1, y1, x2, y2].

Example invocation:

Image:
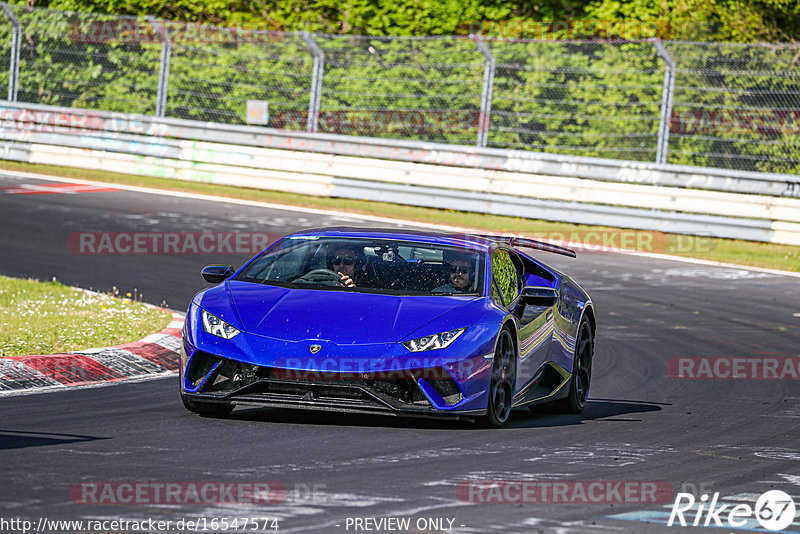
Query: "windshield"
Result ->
[[235, 236, 485, 296]]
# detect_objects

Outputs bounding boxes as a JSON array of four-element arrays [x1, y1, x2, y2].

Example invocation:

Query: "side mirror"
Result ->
[[201, 265, 234, 284], [521, 286, 558, 307]]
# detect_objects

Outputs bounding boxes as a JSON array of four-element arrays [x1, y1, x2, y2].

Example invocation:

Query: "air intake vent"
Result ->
[[185, 351, 221, 386]]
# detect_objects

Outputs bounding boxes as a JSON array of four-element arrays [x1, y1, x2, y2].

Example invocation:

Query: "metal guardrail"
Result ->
[[3, 101, 799, 197], [0, 101, 799, 245]]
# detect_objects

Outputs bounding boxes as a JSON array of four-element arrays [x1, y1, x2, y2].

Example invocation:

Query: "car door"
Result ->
[[490, 249, 552, 399]]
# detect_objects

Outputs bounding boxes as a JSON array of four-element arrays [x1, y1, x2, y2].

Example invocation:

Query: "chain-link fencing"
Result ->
[[488, 40, 664, 161], [312, 34, 485, 145], [5, 5, 160, 114], [666, 41, 800, 174], [163, 31, 314, 125], [0, 4, 798, 174]]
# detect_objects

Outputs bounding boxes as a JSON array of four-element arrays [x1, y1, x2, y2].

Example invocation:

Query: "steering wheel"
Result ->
[[293, 269, 345, 284]]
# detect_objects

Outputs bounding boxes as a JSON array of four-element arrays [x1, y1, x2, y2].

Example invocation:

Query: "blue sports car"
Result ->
[[180, 227, 595, 426]]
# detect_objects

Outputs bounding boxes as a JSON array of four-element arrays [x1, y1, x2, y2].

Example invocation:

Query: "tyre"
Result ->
[[180, 370, 234, 416], [555, 317, 593, 414], [480, 327, 517, 427], [181, 393, 234, 417]]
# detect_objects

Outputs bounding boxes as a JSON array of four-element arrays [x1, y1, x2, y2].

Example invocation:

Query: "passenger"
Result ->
[[434, 250, 475, 293]]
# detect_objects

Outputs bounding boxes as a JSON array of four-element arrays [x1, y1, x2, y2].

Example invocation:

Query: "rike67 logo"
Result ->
[[668, 490, 796, 531]]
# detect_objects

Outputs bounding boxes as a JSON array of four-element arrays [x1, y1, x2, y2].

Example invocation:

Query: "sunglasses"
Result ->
[[332, 256, 357, 266], [447, 264, 471, 275]]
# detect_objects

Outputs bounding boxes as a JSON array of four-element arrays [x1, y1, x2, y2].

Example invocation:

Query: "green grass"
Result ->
[[1, 159, 799, 273], [0, 275, 172, 358]]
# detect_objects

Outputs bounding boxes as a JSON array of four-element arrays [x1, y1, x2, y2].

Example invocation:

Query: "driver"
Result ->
[[327, 244, 366, 287], [434, 250, 475, 293]]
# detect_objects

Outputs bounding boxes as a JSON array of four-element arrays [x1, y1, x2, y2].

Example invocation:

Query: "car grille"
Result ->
[[185, 354, 464, 412]]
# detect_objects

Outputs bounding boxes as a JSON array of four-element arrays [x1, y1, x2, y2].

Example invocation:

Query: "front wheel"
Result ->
[[180, 369, 234, 416], [480, 328, 517, 427], [555, 318, 593, 414], [181, 392, 235, 417]]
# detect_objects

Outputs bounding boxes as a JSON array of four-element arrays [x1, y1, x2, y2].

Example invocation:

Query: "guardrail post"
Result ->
[[0, 3, 21, 102], [149, 18, 171, 118], [301, 31, 324, 133], [652, 39, 675, 165], [473, 35, 495, 148]]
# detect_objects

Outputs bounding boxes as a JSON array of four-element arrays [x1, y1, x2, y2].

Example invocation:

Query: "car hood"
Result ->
[[225, 280, 478, 344]]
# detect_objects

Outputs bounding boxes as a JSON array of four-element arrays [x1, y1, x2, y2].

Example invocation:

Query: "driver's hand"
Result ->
[[338, 273, 355, 287]]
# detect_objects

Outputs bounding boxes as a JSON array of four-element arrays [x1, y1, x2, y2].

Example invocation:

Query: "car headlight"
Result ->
[[201, 309, 240, 339], [403, 328, 466, 352]]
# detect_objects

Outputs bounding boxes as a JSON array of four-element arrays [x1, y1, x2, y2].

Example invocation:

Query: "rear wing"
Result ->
[[467, 234, 577, 258]]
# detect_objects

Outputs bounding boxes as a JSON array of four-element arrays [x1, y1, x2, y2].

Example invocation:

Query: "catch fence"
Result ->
[[0, 4, 798, 174]]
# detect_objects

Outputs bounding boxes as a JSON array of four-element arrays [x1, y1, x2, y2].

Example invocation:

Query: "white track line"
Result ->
[[2, 167, 798, 279]]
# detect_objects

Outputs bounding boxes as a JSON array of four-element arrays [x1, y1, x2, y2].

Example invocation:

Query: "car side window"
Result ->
[[265, 244, 315, 280], [492, 249, 521, 306], [491, 276, 502, 303]]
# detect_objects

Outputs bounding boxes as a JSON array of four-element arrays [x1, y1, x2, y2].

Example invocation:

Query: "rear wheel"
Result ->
[[556, 318, 593, 414], [480, 328, 517, 427]]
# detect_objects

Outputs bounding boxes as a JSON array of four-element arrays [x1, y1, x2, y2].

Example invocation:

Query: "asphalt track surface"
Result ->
[[1, 172, 799, 534]]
